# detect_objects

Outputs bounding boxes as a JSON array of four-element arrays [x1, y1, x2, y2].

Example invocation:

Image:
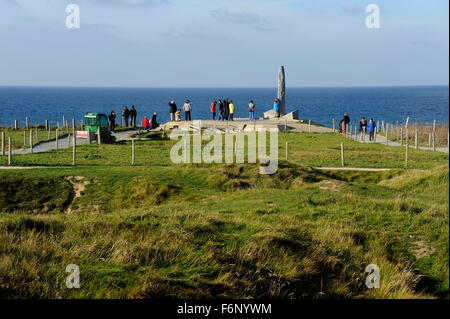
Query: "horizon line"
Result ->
[[0, 84, 449, 89]]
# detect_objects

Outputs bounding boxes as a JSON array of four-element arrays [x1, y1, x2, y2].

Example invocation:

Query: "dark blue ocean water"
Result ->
[[0, 86, 448, 128]]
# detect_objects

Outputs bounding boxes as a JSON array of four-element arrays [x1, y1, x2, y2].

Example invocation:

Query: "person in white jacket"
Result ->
[[183, 100, 192, 121]]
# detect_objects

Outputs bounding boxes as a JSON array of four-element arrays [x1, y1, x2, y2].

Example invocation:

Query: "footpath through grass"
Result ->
[[0, 132, 448, 298]]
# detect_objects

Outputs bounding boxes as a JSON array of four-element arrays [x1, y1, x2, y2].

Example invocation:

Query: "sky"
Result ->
[[0, 0, 448, 87]]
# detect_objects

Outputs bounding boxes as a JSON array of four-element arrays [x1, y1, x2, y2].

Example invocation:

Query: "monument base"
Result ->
[[263, 109, 299, 120]]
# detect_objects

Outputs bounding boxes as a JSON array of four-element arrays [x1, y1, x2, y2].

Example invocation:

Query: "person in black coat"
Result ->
[[218, 100, 224, 121], [223, 99, 230, 121], [122, 106, 130, 127], [169, 100, 177, 121], [108, 111, 116, 131], [339, 113, 350, 134], [130, 105, 137, 128]]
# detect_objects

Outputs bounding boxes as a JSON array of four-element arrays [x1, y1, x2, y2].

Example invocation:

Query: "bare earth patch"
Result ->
[[412, 240, 435, 259], [64, 176, 90, 214], [318, 180, 343, 192]]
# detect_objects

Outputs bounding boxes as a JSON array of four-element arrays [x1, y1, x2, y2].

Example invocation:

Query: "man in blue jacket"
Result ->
[[367, 118, 376, 142], [273, 98, 280, 118]]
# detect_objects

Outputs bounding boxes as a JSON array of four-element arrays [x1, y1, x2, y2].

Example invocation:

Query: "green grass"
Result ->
[[0, 132, 448, 299]]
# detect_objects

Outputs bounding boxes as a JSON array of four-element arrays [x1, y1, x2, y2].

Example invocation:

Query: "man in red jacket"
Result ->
[[210, 101, 217, 120]]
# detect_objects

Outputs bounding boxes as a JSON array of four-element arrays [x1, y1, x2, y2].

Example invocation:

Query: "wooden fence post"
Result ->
[[97, 129, 101, 145], [415, 129, 418, 149], [341, 143, 345, 167], [385, 123, 389, 146], [428, 133, 432, 147], [72, 119, 76, 136], [14, 120, 18, 130], [23, 130, 26, 147], [400, 127, 403, 146], [286, 141, 289, 161], [62, 115, 65, 128], [132, 138, 135, 165], [121, 116, 125, 128], [35, 127, 39, 144], [332, 118, 335, 132], [381, 120, 385, 134], [45, 120, 48, 130], [87, 127, 91, 144], [405, 140, 409, 169], [432, 120, 436, 151], [30, 129, 33, 153], [73, 134, 76, 166], [8, 137, 11, 165], [56, 128, 59, 150], [284, 119, 287, 131], [374, 127, 378, 142], [1, 132, 4, 156], [48, 126, 51, 140]]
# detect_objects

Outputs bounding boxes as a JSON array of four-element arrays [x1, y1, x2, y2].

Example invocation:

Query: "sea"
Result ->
[[0, 86, 448, 128]]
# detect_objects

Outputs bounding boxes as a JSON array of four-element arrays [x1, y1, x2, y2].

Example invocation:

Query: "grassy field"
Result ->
[[0, 127, 70, 151], [0, 131, 448, 299]]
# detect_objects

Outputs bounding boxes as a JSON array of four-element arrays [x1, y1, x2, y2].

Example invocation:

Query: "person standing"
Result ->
[[223, 99, 230, 121], [229, 100, 235, 121], [273, 98, 280, 118], [210, 101, 217, 120], [218, 100, 224, 121], [108, 111, 116, 131], [367, 118, 376, 141], [150, 112, 159, 129], [122, 106, 130, 127], [248, 100, 255, 121], [130, 105, 137, 128], [183, 100, 192, 121], [359, 117, 368, 135], [169, 100, 177, 122], [339, 113, 350, 134]]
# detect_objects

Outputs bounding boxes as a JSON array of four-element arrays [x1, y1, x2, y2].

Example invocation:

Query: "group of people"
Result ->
[[168, 99, 263, 122], [209, 99, 235, 121], [107, 105, 159, 131], [107, 97, 280, 131], [339, 113, 377, 141]]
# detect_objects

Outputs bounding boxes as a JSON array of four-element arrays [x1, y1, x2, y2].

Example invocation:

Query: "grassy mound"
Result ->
[[0, 175, 70, 214]]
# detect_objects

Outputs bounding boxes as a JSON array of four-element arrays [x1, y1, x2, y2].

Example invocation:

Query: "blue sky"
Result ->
[[0, 0, 448, 87]]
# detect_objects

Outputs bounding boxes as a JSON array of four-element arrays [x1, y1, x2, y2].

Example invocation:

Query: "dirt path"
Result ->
[[314, 167, 395, 172], [348, 132, 449, 154]]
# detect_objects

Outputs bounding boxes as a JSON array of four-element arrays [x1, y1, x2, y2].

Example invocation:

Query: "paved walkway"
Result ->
[[11, 130, 137, 155]]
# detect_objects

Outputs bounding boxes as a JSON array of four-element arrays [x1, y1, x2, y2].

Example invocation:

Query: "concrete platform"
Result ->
[[160, 118, 333, 133]]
